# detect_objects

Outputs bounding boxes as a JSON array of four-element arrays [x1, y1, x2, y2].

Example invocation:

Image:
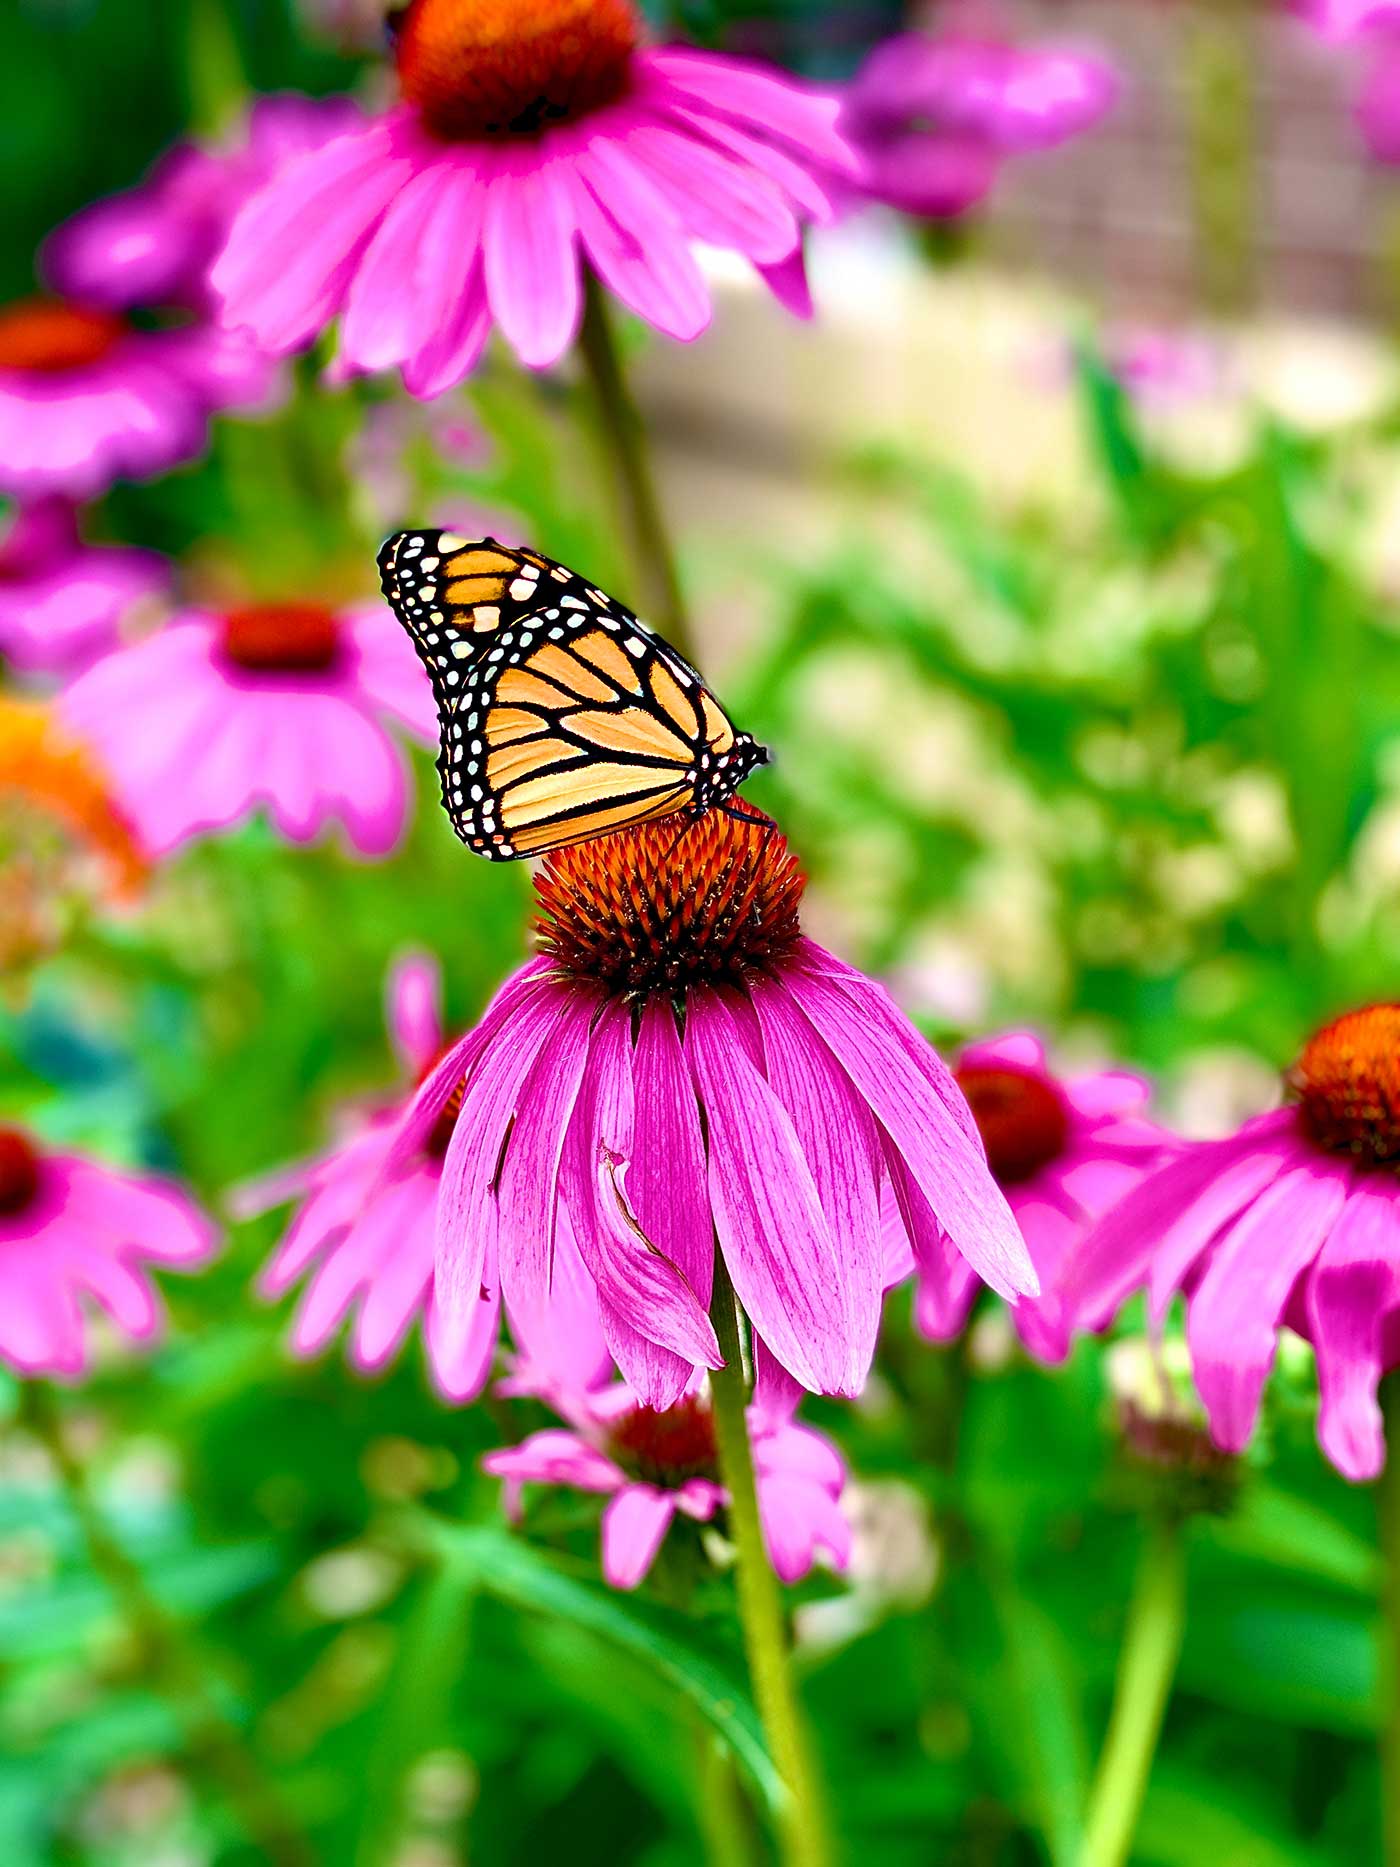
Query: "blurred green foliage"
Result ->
[[3, 2, 1400, 1865]]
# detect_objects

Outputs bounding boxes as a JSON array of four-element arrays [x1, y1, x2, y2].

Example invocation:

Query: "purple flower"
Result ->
[[0, 1127, 216, 1377], [897, 1031, 1172, 1359], [386, 811, 1036, 1413], [242, 954, 503, 1402], [43, 95, 360, 317], [0, 296, 273, 502], [212, 0, 856, 392], [487, 1242, 849, 1588], [842, 27, 1120, 219], [59, 597, 436, 858], [1058, 1004, 1400, 1482], [0, 500, 167, 678]]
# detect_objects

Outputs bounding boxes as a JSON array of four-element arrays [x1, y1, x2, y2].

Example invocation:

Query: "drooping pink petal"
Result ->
[[434, 989, 573, 1354], [376, 960, 555, 1183], [495, 986, 599, 1318], [600, 1483, 678, 1588], [686, 989, 854, 1395], [749, 974, 883, 1388], [560, 1001, 720, 1394], [1055, 1113, 1297, 1333], [758, 1475, 851, 1582], [1188, 1159, 1351, 1454], [622, 125, 799, 263], [751, 1333, 804, 1429], [386, 951, 443, 1080], [424, 1245, 501, 1402], [567, 146, 711, 342], [502, 1206, 612, 1403], [755, 249, 813, 319], [482, 159, 582, 369], [780, 966, 1033, 1301], [1305, 1181, 1400, 1480], [484, 1428, 623, 1496], [645, 48, 859, 174], [628, 997, 713, 1305], [213, 121, 412, 350]]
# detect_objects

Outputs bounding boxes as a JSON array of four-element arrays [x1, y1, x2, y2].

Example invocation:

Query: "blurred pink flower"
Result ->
[[0, 296, 273, 502], [0, 500, 167, 677], [0, 1126, 216, 1377], [59, 597, 436, 857], [43, 95, 361, 316], [898, 1031, 1172, 1358], [842, 27, 1119, 218], [1296, 0, 1400, 39], [385, 812, 1036, 1414], [486, 1253, 850, 1587], [1357, 47, 1400, 158], [212, 0, 855, 392], [241, 954, 504, 1402], [1058, 1004, 1400, 1482]]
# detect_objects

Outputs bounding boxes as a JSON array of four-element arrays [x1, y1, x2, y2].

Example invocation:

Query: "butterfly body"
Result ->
[[377, 530, 768, 860]]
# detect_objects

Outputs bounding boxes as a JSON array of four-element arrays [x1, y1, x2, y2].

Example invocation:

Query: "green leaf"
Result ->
[[419, 1520, 781, 1811]]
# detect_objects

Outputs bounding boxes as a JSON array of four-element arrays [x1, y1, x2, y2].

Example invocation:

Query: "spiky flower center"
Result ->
[[1290, 1004, 1400, 1165], [0, 1128, 40, 1216], [221, 603, 341, 673], [954, 1064, 1070, 1185], [0, 299, 124, 374], [534, 810, 803, 998], [396, 0, 639, 140], [608, 1395, 719, 1487]]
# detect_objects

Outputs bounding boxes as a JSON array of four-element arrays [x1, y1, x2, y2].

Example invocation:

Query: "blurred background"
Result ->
[[4, 1, 1400, 1863]]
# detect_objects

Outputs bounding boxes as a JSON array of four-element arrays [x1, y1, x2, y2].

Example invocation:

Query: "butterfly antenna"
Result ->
[[719, 796, 776, 835]]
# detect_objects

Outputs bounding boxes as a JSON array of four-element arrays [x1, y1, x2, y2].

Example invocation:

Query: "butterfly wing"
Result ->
[[446, 603, 746, 859], [379, 532, 763, 860], [376, 530, 574, 712]]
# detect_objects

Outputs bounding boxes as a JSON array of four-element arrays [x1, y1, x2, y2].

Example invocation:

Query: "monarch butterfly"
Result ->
[[376, 530, 769, 861]]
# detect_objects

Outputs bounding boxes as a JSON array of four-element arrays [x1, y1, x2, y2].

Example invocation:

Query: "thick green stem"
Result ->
[[708, 1256, 834, 1867], [23, 1386, 315, 1867], [1079, 1516, 1187, 1867], [1380, 1374, 1400, 1865], [576, 274, 696, 662]]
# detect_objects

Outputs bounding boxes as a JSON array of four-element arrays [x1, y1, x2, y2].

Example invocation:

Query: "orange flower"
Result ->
[[0, 696, 146, 969]]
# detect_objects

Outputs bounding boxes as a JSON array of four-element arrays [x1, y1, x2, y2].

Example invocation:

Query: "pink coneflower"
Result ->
[[842, 25, 1120, 219], [383, 812, 1036, 1411], [0, 500, 166, 677], [60, 596, 437, 858], [1059, 1004, 1400, 1481], [0, 294, 272, 503], [212, 0, 855, 392], [488, 1243, 848, 1587], [43, 94, 360, 317], [0, 1127, 216, 1377], [486, 1381, 850, 1590], [902, 1031, 1172, 1359], [243, 953, 504, 1402]]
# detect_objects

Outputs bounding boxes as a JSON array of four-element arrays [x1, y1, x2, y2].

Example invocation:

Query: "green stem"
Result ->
[[23, 1386, 315, 1867], [575, 273, 696, 662], [1380, 1374, 1400, 1866], [1183, 0, 1256, 317], [1079, 1517, 1187, 1867], [708, 1256, 834, 1867], [696, 1727, 762, 1867]]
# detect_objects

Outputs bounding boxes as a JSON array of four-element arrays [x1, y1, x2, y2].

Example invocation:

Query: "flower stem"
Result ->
[[576, 273, 697, 663], [708, 1255, 834, 1867], [1078, 1515, 1187, 1867], [22, 1385, 315, 1867], [1380, 1373, 1400, 1865]]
